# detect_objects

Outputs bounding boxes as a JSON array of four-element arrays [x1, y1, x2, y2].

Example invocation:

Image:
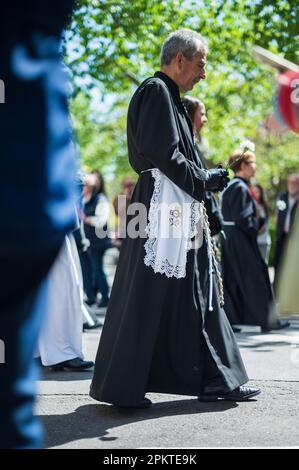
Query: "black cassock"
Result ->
[[221, 177, 278, 327], [90, 72, 248, 407]]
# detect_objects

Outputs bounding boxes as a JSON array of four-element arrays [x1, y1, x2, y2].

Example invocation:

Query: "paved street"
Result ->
[[37, 316, 299, 448], [35, 249, 299, 448]]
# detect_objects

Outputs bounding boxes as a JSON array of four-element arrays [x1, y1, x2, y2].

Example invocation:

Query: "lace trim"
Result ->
[[144, 237, 188, 278], [144, 168, 161, 239], [144, 169, 201, 278]]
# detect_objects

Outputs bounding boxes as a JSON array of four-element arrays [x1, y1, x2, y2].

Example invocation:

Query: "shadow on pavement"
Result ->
[[238, 339, 295, 349], [38, 368, 94, 382], [235, 320, 299, 352], [41, 398, 238, 448]]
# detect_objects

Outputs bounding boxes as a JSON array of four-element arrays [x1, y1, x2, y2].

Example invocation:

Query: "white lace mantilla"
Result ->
[[144, 169, 202, 278]]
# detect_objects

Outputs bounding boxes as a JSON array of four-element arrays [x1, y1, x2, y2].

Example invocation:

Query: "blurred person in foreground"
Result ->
[[0, 1, 76, 448]]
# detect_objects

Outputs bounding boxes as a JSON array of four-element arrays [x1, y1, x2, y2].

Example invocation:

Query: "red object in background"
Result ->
[[277, 70, 299, 133]]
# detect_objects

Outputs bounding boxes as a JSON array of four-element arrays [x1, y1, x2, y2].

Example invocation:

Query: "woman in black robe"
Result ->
[[90, 31, 258, 407], [221, 149, 290, 333], [181, 95, 223, 236]]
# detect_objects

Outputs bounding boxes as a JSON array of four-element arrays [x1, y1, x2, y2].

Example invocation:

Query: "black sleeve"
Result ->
[[205, 192, 223, 236], [0, 1, 75, 39], [229, 185, 258, 237], [132, 81, 206, 202]]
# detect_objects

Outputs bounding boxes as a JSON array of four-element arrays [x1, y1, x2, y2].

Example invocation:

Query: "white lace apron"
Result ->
[[142, 168, 224, 311], [143, 168, 201, 279]]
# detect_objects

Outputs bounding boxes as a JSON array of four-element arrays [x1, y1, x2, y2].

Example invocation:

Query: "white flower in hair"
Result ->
[[276, 200, 287, 211], [240, 140, 255, 153], [226, 139, 256, 169]]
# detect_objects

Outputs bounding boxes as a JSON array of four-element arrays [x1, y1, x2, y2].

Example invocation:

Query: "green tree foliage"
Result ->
[[71, 92, 136, 196], [68, 0, 299, 199]]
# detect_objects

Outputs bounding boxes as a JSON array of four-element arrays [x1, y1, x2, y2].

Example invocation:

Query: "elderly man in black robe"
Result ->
[[0, 1, 76, 448], [90, 29, 260, 408]]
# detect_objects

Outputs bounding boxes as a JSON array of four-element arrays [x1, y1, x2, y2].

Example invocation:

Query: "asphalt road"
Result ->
[[36, 315, 299, 449]]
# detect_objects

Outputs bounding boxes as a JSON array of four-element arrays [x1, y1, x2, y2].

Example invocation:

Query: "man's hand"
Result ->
[[204, 169, 230, 192]]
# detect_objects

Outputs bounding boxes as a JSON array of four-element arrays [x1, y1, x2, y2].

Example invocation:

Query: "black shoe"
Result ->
[[50, 357, 94, 371], [232, 326, 242, 333], [198, 386, 261, 402], [261, 320, 290, 333], [97, 298, 109, 308], [85, 299, 96, 306], [116, 397, 152, 409]]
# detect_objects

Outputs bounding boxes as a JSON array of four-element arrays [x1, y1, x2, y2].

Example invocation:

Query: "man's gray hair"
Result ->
[[160, 29, 208, 66]]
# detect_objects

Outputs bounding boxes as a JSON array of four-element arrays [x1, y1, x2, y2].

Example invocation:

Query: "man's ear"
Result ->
[[176, 51, 184, 68]]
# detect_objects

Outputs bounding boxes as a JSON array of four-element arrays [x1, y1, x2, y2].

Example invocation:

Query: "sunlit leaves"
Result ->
[[68, 0, 299, 196]]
